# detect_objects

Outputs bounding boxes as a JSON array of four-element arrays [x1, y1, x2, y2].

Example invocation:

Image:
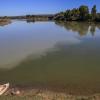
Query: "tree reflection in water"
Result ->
[[55, 21, 100, 36]]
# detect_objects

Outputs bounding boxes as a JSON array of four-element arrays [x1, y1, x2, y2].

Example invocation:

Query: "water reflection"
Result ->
[[0, 21, 100, 69], [1, 20, 100, 37], [0, 38, 100, 87], [0, 21, 81, 69], [26, 19, 35, 23], [0, 21, 100, 92], [55, 21, 100, 36]]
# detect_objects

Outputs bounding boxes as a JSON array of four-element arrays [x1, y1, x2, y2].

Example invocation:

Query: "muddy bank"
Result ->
[[0, 19, 11, 26], [5, 83, 100, 95], [3, 86, 100, 100]]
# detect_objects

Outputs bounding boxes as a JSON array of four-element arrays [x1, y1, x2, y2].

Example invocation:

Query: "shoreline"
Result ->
[[2, 85, 100, 100], [0, 19, 11, 26], [4, 84, 100, 96]]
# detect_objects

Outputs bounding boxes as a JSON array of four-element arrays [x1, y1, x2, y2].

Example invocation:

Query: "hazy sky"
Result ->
[[0, 0, 100, 16]]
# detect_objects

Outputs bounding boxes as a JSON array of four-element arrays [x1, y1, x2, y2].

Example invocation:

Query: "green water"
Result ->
[[0, 21, 100, 92]]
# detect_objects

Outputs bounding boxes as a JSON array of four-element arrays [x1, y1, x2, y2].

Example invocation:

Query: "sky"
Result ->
[[0, 0, 100, 16]]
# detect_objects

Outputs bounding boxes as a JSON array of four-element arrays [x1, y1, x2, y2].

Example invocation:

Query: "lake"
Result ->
[[0, 20, 100, 94]]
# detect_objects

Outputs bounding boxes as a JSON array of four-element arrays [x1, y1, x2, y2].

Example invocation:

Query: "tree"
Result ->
[[26, 15, 31, 18], [71, 8, 80, 17], [91, 5, 97, 20], [71, 8, 80, 20], [54, 12, 65, 20], [95, 13, 100, 22], [79, 5, 89, 20], [87, 14, 92, 21], [64, 10, 72, 20], [54, 5, 99, 22]]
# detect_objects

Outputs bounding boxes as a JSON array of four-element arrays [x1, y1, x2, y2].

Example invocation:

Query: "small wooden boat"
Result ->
[[0, 83, 9, 95]]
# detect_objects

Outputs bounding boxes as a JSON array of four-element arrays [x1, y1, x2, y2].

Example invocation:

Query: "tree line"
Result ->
[[0, 5, 100, 22], [54, 5, 100, 22]]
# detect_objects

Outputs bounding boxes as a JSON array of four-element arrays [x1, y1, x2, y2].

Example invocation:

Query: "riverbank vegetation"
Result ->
[[0, 5, 100, 22], [0, 16, 10, 22], [0, 16, 11, 26], [54, 5, 100, 22]]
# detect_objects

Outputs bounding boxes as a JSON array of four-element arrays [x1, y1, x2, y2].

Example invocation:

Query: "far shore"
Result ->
[[0, 19, 11, 26]]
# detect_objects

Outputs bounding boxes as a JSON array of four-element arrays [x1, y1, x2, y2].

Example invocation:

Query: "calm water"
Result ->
[[0, 21, 100, 92]]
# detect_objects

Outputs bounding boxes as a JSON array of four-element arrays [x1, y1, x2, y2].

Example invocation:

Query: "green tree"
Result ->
[[79, 5, 89, 20], [96, 13, 100, 22], [64, 10, 72, 20], [71, 8, 80, 17], [71, 8, 80, 20], [91, 5, 97, 20], [26, 15, 31, 18], [54, 12, 65, 20], [87, 14, 92, 21]]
